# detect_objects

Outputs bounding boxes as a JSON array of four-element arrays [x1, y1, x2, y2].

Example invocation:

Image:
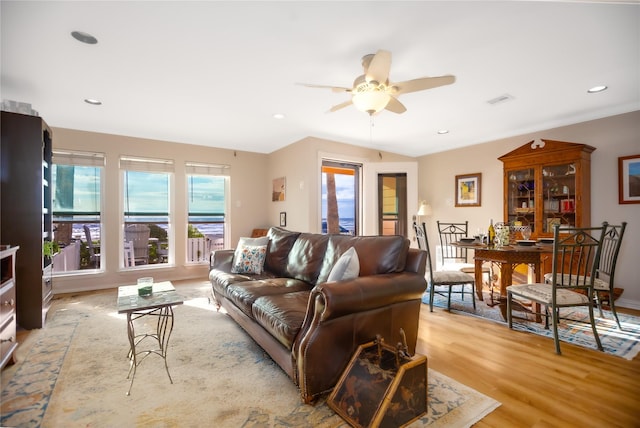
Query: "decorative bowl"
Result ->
[[459, 237, 476, 244], [537, 238, 554, 245]]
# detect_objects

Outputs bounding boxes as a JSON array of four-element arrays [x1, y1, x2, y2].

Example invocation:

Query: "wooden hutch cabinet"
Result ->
[[1, 111, 53, 330], [499, 139, 595, 239]]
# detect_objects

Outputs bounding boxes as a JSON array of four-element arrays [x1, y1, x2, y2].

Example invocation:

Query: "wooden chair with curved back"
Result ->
[[125, 224, 151, 265]]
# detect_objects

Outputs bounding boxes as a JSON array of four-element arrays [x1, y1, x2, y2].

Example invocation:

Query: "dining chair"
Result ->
[[124, 224, 151, 265], [506, 223, 607, 354], [436, 220, 492, 292], [83, 225, 100, 268], [594, 222, 626, 328], [414, 222, 476, 312], [543, 222, 627, 329]]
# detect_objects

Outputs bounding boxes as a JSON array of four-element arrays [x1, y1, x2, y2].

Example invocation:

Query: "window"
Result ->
[[121, 156, 173, 267], [51, 150, 104, 273], [186, 162, 229, 263], [321, 160, 360, 235]]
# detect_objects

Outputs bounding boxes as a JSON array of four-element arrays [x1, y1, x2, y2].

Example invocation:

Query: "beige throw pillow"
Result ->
[[327, 247, 360, 282]]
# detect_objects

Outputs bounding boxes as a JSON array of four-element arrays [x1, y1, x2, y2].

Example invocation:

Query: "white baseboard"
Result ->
[[616, 297, 640, 311]]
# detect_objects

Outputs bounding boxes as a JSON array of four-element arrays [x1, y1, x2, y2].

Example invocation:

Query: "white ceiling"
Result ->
[[2, 1, 638, 157]]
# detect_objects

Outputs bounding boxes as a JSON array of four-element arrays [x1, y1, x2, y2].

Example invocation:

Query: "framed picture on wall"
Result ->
[[272, 177, 286, 202], [455, 173, 482, 207], [618, 154, 640, 204], [280, 212, 286, 227]]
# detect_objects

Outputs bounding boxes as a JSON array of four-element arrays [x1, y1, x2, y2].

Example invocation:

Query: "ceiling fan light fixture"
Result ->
[[352, 91, 390, 114]]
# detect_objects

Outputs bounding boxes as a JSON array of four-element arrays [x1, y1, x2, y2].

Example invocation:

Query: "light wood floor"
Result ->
[[416, 304, 640, 427]]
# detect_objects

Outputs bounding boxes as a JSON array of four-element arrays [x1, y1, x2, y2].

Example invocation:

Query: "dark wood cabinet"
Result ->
[[1, 245, 19, 368], [499, 139, 595, 239], [1, 111, 53, 329]]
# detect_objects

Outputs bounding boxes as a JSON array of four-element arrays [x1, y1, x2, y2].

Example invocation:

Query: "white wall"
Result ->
[[266, 136, 415, 234], [418, 110, 640, 309], [49, 111, 639, 309]]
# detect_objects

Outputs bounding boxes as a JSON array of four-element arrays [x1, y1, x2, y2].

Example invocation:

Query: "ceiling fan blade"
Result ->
[[392, 75, 456, 95], [365, 50, 391, 85], [298, 83, 351, 93], [328, 100, 353, 112], [385, 96, 407, 114]]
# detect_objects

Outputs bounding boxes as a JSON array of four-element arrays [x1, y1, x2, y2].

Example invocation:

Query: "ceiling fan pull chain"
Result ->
[[370, 114, 375, 145]]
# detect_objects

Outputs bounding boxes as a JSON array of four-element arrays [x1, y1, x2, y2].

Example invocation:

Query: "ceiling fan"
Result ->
[[301, 49, 456, 115]]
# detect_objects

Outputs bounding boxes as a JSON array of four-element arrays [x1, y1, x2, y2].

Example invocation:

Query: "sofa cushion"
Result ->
[[265, 227, 301, 276], [226, 278, 313, 318], [252, 291, 310, 349], [231, 236, 269, 274], [231, 244, 267, 274], [286, 233, 329, 284], [316, 235, 409, 283], [209, 269, 275, 296], [327, 247, 360, 282]]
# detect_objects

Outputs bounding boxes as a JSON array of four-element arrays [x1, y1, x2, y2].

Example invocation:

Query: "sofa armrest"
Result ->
[[293, 272, 426, 401], [406, 248, 427, 276], [312, 272, 426, 321], [210, 249, 234, 271]]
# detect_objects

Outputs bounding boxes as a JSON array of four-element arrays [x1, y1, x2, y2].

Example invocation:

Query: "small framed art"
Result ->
[[455, 173, 481, 207], [272, 176, 286, 202], [280, 212, 287, 227], [618, 154, 640, 204]]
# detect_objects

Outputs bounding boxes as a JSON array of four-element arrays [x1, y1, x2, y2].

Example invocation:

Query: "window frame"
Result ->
[[120, 156, 174, 269], [185, 162, 230, 264], [51, 150, 105, 274]]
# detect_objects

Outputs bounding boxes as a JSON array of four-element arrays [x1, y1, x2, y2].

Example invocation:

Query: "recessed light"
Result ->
[[587, 85, 608, 93], [273, 113, 285, 119], [71, 31, 98, 45], [437, 129, 449, 135], [84, 98, 102, 105]]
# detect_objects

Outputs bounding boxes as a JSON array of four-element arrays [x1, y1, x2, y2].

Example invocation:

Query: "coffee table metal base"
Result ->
[[125, 305, 175, 395]]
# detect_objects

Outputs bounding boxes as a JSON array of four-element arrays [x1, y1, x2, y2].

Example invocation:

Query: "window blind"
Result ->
[[185, 161, 230, 176], [120, 156, 174, 172], [52, 150, 105, 167]]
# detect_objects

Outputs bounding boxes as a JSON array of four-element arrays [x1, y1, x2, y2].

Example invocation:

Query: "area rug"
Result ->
[[425, 290, 640, 360], [1, 280, 499, 427]]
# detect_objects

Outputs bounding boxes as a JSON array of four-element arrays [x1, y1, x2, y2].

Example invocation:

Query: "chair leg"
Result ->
[[608, 292, 623, 330], [429, 284, 435, 313], [552, 306, 561, 355], [588, 304, 604, 351], [507, 291, 513, 328], [594, 290, 605, 318], [471, 283, 476, 310], [447, 286, 452, 310]]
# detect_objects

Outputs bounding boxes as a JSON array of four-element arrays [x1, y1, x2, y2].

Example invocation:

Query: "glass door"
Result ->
[[507, 168, 535, 232], [542, 163, 577, 233]]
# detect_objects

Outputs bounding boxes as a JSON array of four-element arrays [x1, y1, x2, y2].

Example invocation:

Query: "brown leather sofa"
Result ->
[[208, 226, 427, 403]]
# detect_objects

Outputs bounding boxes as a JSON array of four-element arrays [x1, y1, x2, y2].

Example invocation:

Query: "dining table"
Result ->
[[452, 240, 555, 319]]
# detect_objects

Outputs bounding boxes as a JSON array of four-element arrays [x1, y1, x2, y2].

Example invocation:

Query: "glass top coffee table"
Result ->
[[117, 281, 184, 395]]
